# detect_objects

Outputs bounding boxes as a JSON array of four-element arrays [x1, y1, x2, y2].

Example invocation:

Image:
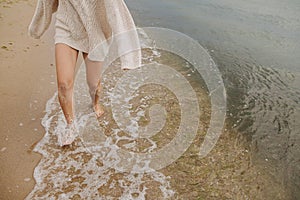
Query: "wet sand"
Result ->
[[0, 1, 56, 199], [127, 0, 300, 198], [0, 1, 293, 199]]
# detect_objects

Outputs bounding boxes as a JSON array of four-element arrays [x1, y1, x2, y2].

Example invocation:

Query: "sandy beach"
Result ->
[[0, 1, 56, 199], [1, 0, 298, 199]]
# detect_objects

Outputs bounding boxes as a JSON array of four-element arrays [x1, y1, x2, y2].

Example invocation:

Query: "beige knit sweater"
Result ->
[[28, 0, 141, 69]]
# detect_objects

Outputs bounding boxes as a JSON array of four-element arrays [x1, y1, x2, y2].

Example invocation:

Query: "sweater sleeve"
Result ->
[[105, 0, 142, 70], [28, 0, 58, 39], [87, 0, 142, 70]]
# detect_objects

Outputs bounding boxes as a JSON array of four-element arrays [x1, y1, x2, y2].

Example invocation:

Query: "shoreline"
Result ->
[[0, 1, 292, 199]]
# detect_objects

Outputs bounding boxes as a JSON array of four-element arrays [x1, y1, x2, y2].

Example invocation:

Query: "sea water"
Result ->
[[27, 0, 300, 199], [127, 0, 300, 198]]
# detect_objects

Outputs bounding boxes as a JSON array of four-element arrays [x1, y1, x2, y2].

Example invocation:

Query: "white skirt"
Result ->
[[54, 0, 90, 53], [52, 0, 141, 69]]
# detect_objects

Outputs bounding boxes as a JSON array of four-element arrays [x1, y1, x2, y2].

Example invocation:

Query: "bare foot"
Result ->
[[57, 123, 78, 146], [93, 103, 105, 118], [93, 82, 104, 118]]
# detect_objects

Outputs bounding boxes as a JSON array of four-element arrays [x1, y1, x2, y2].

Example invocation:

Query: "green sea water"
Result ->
[[127, 0, 300, 198]]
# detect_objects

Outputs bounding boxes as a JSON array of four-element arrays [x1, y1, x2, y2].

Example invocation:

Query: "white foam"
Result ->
[[26, 29, 175, 199]]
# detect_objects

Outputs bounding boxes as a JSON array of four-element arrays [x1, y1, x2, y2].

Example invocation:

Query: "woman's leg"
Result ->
[[82, 53, 104, 117], [55, 43, 78, 125]]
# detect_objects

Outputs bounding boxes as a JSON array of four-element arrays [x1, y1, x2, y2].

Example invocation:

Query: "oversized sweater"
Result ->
[[28, 0, 141, 69]]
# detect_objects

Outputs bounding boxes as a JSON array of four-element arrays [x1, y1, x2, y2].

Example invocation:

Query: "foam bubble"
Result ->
[[26, 39, 175, 199]]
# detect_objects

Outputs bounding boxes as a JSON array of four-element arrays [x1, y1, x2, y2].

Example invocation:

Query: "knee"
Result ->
[[58, 80, 73, 95]]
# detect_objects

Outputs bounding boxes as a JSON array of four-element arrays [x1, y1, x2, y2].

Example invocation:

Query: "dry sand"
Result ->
[[0, 0, 56, 199]]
